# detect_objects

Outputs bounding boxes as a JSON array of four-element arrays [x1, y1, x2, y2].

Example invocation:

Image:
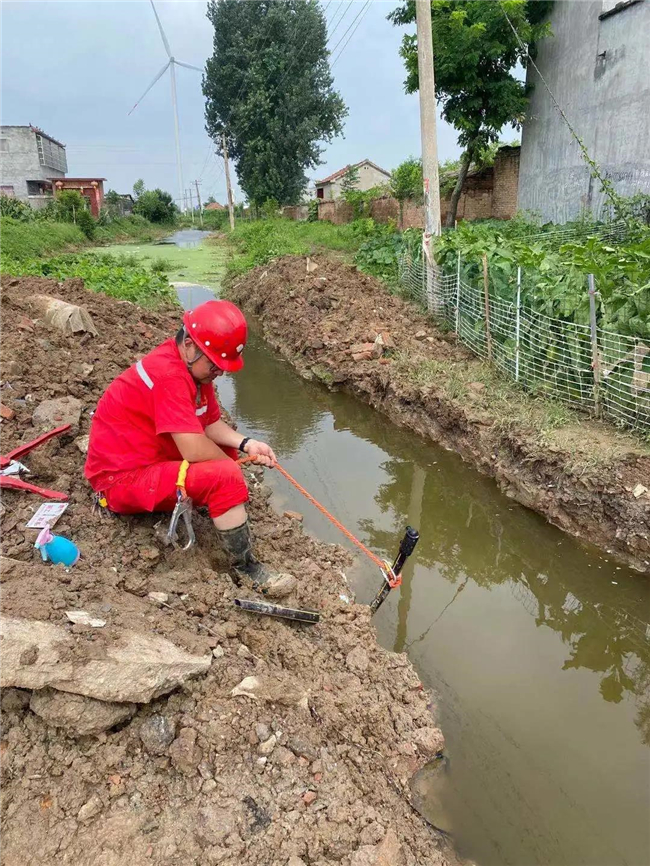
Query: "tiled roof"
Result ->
[[315, 159, 391, 187]]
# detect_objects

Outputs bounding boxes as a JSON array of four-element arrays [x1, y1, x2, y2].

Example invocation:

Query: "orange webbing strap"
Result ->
[[237, 455, 388, 573]]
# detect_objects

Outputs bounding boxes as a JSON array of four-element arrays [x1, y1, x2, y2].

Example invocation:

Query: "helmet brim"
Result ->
[[210, 352, 244, 373]]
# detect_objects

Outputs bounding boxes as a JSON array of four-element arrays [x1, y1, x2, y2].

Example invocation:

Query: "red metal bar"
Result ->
[[0, 476, 68, 501], [0, 425, 71, 469]]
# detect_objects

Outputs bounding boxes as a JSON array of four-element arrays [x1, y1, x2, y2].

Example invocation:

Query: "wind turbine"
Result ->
[[128, 0, 202, 212]]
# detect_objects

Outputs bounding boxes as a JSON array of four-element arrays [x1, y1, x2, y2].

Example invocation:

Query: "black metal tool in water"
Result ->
[[370, 525, 420, 614], [234, 597, 320, 624]]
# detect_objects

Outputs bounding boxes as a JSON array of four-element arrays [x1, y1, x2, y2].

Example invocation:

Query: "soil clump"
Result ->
[[0, 275, 458, 866], [228, 256, 650, 573]]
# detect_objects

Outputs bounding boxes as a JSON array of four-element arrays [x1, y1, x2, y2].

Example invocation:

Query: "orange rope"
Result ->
[[237, 455, 387, 571]]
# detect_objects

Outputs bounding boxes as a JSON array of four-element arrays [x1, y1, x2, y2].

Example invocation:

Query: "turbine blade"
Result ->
[[150, 0, 172, 58], [127, 61, 171, 115], [174, 59, 204, 73]]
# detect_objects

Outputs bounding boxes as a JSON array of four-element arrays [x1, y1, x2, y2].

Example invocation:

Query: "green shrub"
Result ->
[[307, 200, 319, 222], [1, 252, 176, 307], [75, 208, 96, 240], [0, 196, 32, 221]]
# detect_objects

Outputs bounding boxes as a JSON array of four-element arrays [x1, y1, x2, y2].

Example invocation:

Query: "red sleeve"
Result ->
[[203, 385, 221, 427], [153, 374, 204, 435]]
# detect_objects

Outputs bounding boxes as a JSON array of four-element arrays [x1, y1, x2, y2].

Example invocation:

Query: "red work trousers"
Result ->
[[104, 447, 248, 519]]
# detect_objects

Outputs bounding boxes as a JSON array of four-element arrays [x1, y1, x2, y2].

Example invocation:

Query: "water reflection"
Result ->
[[220, 329, 650, 866]]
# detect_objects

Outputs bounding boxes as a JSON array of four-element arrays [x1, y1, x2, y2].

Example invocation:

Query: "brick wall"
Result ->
[[290, 148, 520, 228]]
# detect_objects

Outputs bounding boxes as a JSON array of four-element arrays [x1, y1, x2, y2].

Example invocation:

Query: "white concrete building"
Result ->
[[315, 159, 391, 201]]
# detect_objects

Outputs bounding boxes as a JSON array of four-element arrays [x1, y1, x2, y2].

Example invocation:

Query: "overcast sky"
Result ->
[[2, 0, 467, 206]]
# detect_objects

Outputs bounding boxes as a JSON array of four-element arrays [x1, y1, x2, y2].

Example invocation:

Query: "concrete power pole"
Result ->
[[194, 179, 203, 227], [222, 134, 236, 232], [415, 0, 441, 310], [187, 188, 195, 226]]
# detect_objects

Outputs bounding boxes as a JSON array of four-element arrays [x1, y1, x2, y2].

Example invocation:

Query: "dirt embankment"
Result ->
[[0, 276, 458, 866], [228, 257, 650, 573]]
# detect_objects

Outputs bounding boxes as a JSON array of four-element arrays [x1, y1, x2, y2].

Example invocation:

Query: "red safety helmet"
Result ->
[[182, 300, 247, 372]]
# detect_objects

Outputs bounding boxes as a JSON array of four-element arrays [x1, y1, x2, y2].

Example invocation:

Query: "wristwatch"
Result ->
[[238, 437, 250, 453]]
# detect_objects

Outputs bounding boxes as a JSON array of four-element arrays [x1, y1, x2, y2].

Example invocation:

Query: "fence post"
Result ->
[[455, 250, 461, 335], [482, 254, 493, 362], [515, 265, 522, 382], [588, 273, 601, 418]]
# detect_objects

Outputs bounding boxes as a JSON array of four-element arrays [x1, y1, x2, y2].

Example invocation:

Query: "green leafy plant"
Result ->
[[0, 195, 32, 221], [390, 158, 422, 227], [307, 199, 319, 223]]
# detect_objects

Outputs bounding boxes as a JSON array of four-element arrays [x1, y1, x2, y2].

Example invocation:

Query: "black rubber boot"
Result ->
[[215, 520, 277, 587]]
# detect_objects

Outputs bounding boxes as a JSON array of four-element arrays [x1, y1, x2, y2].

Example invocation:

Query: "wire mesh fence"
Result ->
[[398, 247, 650, 434]]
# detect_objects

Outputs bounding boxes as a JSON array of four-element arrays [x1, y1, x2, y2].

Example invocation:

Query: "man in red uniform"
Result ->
[[85, 299, 279, 585]]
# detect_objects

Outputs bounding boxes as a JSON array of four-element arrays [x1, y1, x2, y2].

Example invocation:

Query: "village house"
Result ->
[[314, 159, 391, 201], [0, 124, 105, 216]]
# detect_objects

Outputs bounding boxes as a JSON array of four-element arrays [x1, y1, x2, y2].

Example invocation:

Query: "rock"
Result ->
[[139, 714, 176, 755], [263, 573, 298, 600], [147, 591, 169, 605], [350, 342, 375, 355], [0, 403, 15, 421], [283, 510, 304, 522], [306, 258, 318, 274], [415, 330, 427, 340], [202, 778, 217, 793], [0, 616, 211, 703], [196, 805, 238, 846], [231, 674, 308, 707], [74, 434, 90, 454], [346, 645, 369, 674], [379, 331, 395, 349], [29, 687, 137, 736], [17, 316, 34, 332], [632, 484, 648, 499], [28, 295, 98, 336], [77, 796, 103, 823], [66, 610, 106, 628], [169, 727, 202, 774], [351, 351, 374, 363], [258, 734, 277, 756], [255, 722, 271, 742], [307, 338, 324, 350], [288, 737, 318, 761], [287, 858, 307, 866], [1, 687, 31, 712], [224, 622, 239, 638], [213, 645, 225, 658], [372, 337, 384, 359], [140, 547, 160, 561], [411, 726, 445, 757], [32, 396, 82, 432], [302, 790, 317, 806], [350, 828, 405, 866]]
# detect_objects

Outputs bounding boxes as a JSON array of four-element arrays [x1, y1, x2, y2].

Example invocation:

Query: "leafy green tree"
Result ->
[[390, 157, 422, 227], [133, 178, 145, 200], [389, 0, 551, 226], [205, 195, 217, 205], [203, 0, 347, 207], [340, 164, 360, 196], [133, 189, 177, 224]]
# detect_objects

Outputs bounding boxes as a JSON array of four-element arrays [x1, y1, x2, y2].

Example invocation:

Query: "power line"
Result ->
[[330, 0, 372, 67], [327, 0, 354, 40]]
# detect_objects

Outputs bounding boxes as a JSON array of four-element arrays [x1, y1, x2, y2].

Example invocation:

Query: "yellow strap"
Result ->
[[176, 459, 190, 491]]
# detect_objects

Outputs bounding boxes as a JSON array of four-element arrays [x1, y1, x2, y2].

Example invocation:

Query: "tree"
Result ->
[[203, 0, 347, 207], [340, 164, 360, 196], [133, 188, 177, 224], [205, 195, 217, 205], [389, 0, 552, 226], [390, 157, 422, 227], [133, 178, 145, 200]]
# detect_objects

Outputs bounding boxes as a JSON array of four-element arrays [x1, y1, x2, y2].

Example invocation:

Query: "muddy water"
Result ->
[[214, 333, 650, 866], [164, 257, 650, 865]]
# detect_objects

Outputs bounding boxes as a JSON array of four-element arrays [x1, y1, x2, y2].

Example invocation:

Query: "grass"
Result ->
[[392, 348, 650, 462], [94, 216, 171, 245], [1, 251, 177, 308], [226, 218, 359, 275], [1, 217, 86, 259]]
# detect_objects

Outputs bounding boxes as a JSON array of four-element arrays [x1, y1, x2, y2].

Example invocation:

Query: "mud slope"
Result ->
[[0, 276, 458, 866], [228, 257, 650, 573]]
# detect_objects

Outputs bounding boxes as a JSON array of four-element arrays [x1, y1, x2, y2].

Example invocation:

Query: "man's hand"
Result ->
[[244, 439, 277, 468]]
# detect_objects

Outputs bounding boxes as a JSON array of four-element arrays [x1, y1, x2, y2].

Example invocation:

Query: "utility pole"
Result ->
[[222, 133, 235, 232], [186, 188, 194, 226], [415, 0, 441, 310], [194, 179, 203, 227]]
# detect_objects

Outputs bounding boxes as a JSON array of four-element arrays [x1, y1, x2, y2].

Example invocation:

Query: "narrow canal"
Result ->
[[156, 233, 650, 866]]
